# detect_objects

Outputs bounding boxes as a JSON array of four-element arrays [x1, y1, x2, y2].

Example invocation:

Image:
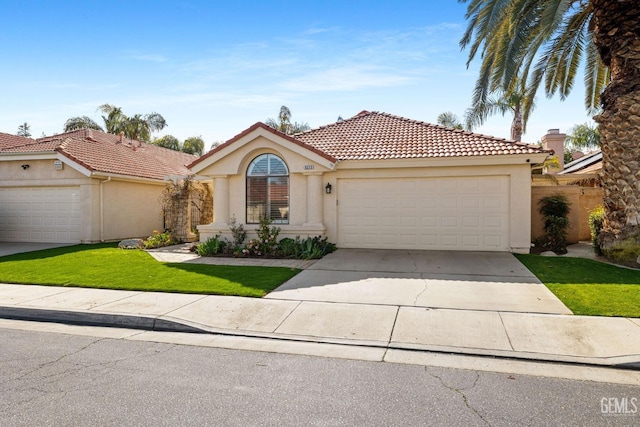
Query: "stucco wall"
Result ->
[[100, 179, 165, 241], [531, 185, 603, 244], [0, 158, 87, 185]]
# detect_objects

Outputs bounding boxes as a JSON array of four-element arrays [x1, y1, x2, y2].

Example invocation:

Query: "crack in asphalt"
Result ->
[[425, 366, 490, 426], [1, 337, 178, 416]]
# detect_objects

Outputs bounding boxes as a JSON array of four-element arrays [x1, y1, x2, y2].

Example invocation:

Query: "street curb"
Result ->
[[2, 305, 639, 371], [0, 306, 206, 334]]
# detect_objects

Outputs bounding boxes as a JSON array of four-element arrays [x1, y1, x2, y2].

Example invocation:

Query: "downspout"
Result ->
[[100, 177, 112, 242]]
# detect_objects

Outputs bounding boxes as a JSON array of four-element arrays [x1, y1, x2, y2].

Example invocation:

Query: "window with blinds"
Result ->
[[246, 154, 289, 224]]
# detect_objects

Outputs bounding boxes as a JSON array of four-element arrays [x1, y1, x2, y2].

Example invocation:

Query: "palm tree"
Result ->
[[464, 86, 535, 142], [436, 112, 464, 130], [98, 104, 126, 134], [566, 123, 600, 152], [97, 104, 167, 142], [182, 136, 205, 156], [459, 0, 638, 249], [266, 106, 310, 135], [63, 116, 104, 132]]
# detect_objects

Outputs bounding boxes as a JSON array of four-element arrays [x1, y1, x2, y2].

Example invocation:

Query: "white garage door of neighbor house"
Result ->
[[338, 176, 510, 251], [0, 187, 82, 243]]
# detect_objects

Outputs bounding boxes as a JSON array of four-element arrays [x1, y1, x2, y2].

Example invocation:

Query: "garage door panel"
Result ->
[[338, 177, 509, 251], [0, 187, 81, 243]]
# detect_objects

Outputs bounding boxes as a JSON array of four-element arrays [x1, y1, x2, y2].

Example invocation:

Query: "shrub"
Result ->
[[228, 215, 247, 251], [602, 238, 640, 264], [588, 205, 605, 255], [536, 193, 570, 254], [143, 230, 175, 249], [242, 218, 280, 257], [277, 236, 336, 260], [298, 236, 336, 259], [195, 235, 227, 256], [277, 237, 299, 258]]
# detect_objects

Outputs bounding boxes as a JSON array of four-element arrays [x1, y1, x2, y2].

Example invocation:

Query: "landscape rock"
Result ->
[[118, 239, 144, 249]]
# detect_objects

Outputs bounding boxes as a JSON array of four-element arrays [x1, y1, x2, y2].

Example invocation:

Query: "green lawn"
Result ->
[[0, 243, 300, 297], [515, 254, 640, 317]]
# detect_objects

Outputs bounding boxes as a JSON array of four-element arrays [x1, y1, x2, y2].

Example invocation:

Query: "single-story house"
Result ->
[[190, 111, 549, 253], [0, 130, 196, 243]]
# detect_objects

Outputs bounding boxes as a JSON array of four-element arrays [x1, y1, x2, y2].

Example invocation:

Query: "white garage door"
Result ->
[[338, 176, 510, 251], [0, 187, 82, 243]]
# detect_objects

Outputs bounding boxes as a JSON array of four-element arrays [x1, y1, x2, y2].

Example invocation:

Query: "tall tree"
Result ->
[[97, 104, 167, 142], [460, 0, 639, 249], [436, 112, 464, 129], [64, 116, 104, 132], [565, 123, 601, 152], [265, 106, 310, 135], [464, 86, 535, 142], [182, 136, 205, 156], [16, 122, 31, 137], [153, 135, 181, 151]]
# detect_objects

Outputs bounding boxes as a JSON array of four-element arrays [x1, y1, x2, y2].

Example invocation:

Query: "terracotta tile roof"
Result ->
[[294, 111, 547, 160], [0, 129, 197, 180], [0, 132, 38, 150]]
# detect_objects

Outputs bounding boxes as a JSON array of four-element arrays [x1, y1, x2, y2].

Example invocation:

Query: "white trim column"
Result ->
[[212, 175, 229, 225], [303, 173, 323, 226]]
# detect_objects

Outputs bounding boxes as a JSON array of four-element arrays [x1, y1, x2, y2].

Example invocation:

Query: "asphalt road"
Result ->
[[1, 324, 638, 426]]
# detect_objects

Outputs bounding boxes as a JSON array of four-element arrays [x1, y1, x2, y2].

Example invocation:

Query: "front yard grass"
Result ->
[[0, 243, 300, 297], [515, 254, 640, 317]]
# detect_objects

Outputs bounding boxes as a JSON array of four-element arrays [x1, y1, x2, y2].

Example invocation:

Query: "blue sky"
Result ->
[[2, 0, 593, 150]]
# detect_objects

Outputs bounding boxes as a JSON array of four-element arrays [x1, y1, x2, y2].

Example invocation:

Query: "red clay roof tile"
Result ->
[[0, 130, 196, 180], [294, 111, 546, 160]]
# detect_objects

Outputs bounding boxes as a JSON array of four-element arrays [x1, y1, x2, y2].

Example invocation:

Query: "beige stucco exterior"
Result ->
[[0, 156, 166, 243], [192, 127, 546, 253]]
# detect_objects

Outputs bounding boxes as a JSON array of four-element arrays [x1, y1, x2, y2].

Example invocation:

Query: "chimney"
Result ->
[[541, 128, 566, 172]]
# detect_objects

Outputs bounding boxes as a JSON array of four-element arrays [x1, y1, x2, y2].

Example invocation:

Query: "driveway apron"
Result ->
[[266, 249, 571, 315]]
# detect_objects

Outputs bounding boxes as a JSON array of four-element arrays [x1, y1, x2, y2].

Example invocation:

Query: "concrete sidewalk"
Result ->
[[1, 282, 639, 369]]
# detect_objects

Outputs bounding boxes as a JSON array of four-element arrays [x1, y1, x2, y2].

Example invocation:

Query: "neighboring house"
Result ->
[[560, 150, 602, 175], [532, 130, 602, 244], [190, 111, 549, 253], [0, 130, 196, 243]]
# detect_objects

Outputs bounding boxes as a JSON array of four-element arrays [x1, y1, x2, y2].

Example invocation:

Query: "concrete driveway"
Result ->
[[266, 249, 571, 315], [0, 242, 72, 257]]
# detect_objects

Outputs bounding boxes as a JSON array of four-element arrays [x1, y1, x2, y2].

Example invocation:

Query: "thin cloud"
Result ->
[[279, 65, 413, 93]]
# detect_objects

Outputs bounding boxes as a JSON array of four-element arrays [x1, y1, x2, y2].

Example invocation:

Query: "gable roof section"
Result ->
[[295, 111, 547, 160], [0, 129, 196, 180], [189, 122, 337, 170]]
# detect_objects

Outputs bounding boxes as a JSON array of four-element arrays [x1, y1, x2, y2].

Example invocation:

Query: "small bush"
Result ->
[[144, 230, 175, 249], [228, 215, 247, 250], [602, 238, 640, 264], [537, 193, 570, 254], [588, 205, 605, 255], [195, 235, 227, 256], [298, 236, 336, 259], [242, 218, 280, 257], [277, 236, 336, 260], [277, 237, 299, 258]]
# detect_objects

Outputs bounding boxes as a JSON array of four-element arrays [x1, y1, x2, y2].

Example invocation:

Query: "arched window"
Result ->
[[246, 154, 289, 224]]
